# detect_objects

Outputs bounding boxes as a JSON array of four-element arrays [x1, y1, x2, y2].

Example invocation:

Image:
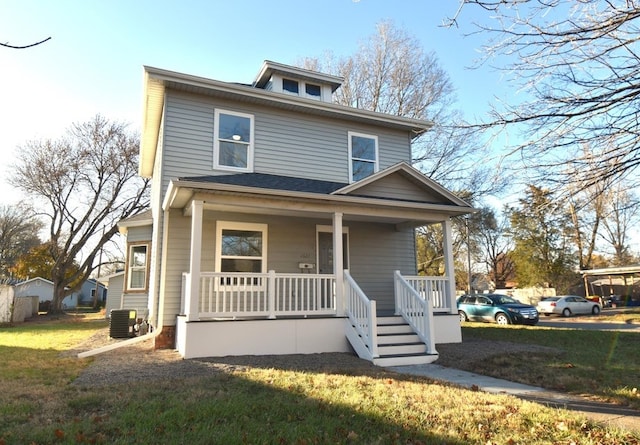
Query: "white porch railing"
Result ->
[[399, 275, 453, 313], [394, 271, 437, 355], [182, 271, 336, 319], [344, 270, 378, 360]]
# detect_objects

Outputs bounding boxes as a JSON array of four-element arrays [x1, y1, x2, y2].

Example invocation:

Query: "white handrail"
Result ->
[[400, 275, 451, 313], [394, 271, 437, 355], [344, 270, 378, 359]]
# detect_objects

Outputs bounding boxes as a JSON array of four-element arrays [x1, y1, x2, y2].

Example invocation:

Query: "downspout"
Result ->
[[78, 207, 169, 359], [77, 328, 162, 358]]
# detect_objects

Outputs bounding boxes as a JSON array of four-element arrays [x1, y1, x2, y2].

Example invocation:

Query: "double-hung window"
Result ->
[[216, 222, 267, 274], [127, 243, 149, 291], [214, 109, 254, 172], [348, 132, 378, 182]]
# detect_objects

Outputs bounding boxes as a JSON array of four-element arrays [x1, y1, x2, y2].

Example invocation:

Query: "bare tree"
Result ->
[[470, 207, 513, 288], [300, 20, 503, 197], [447, 1, 640, 191], [1, 37, 51, 49], [10, 115, 150, 313], [600, 185, 640, 265], [0, 204, 43, 277], [565, 179, 607, 271]]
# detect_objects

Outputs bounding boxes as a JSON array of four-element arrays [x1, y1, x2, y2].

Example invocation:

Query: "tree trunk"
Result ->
[[49, 283, 67, 314]]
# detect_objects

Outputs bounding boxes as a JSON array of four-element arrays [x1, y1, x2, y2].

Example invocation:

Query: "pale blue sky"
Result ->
[[0, 0, 507, 201]]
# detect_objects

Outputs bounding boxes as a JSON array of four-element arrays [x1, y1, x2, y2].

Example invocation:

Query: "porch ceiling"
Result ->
[[164, 179, 472, 227]]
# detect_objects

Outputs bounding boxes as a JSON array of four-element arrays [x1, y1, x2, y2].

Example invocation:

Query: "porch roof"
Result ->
[[179, 172, 347, 195], [164, 170, 474, 225]]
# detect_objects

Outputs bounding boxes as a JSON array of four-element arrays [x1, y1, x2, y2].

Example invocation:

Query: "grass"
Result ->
[[0, 314, 639, 444], [456, 309, 640, 409], [596, 307, 640, 324]]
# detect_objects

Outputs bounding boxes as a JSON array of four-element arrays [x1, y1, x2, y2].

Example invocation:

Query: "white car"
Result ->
[[537, 295, 602, 317]]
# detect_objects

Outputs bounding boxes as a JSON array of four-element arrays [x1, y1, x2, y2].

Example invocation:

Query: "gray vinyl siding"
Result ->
[[201, 211, 323, 274], [122, 292, 149, 317], [348, 222, 417, 314], [104, 273, 124, 316], [159, 210, 417, 322], [160, 209, 192, 326], [126, 226, 152, 243], [157, 90, 420, 324], [354, 174, 447, 203], [159, 90, 413, 194]]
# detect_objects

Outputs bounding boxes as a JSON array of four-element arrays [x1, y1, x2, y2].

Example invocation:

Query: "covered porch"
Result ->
[[161, 166, 472, 360]]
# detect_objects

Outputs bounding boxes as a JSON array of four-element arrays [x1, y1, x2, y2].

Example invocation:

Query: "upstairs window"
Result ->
[[282, 78, 299, 95], [305, 83, 321, 99], [214, 109, 254, 172], [127, 243, 149, 291], [348, 132, 378, 182]]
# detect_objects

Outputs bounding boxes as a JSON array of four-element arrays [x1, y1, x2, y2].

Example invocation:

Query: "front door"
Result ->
[[317, 231, 349, 274]]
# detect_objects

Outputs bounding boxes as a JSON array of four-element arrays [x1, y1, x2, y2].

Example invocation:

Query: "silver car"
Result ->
[[537, 295, 602, 317]]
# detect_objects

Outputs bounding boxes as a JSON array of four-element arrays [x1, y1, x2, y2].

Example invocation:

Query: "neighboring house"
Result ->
[[14, 277, 77, 309], [127, 61, 473, 365], [101, 271, 124, 317], [74, 279, 108, 307]]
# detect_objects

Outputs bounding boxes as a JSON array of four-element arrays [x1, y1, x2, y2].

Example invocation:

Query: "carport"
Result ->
[[580, 265, 640, 305]]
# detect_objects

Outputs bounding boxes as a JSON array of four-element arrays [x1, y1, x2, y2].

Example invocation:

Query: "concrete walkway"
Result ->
[[389, 363, 640, 434]]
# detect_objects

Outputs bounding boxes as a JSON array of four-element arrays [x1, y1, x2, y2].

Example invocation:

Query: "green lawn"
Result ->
[[0, 314, 638, 444], [457, 323, 640, 409]]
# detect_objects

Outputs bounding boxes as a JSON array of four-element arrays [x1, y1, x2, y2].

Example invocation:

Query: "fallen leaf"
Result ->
[[54, 429, 65, 439]]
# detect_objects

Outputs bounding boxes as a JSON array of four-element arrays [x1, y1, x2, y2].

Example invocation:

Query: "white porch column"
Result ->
[[333, 212, 344, 316], [186, 200, 203, 321], [442, 219, 457, 315]]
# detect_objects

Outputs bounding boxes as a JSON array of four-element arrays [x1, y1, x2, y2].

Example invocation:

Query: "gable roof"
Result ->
[[334, 162, 470, 207], [118, 209, 153, 232], [14, 277, 54, 288], [253, 60, 343, 92], [141, 65, 431, 177]]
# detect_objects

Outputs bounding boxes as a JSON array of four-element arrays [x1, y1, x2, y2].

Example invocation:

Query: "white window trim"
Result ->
[[213, 109, 255, 172], [279, 77, 324, 101], [348, 131, 379, 183], [215, 221, 268, 273], [126, 242, 150, 292]]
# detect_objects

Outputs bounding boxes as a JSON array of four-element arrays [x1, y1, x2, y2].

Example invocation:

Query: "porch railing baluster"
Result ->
[[194, 272, 337, 319]]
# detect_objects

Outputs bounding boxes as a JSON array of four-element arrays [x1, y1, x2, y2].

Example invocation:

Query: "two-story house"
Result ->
[[118, 61, 473, 366]]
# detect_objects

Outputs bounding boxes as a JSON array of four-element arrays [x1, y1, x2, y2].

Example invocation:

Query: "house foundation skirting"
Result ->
[[175, 316, 351, 359], [432, 314, 462, 344]]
